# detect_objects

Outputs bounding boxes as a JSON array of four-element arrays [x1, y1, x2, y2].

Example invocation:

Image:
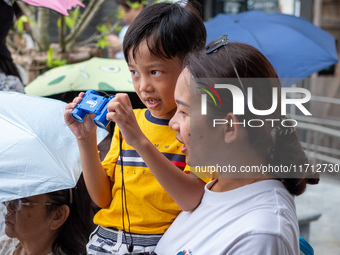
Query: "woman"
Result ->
[[0, 174, 96, 255], [154, 37, 319, 254], [0, 0, 24, 92]]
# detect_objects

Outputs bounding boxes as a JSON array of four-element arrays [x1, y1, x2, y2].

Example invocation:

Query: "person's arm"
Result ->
[[134, 139, 205, 211], [64, 93, 113, 208], [107, 34, 123, 59], [106, 94, 205, 211]]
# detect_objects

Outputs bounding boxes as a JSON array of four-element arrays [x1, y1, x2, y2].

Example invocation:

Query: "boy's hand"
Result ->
[[106, 93, 146, 147], [64, 92, 97, 139]]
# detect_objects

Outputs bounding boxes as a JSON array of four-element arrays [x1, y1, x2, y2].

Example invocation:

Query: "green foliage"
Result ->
[[126, 0, 148, 9], [14, 15, 37, 39], [116, 8, 124, 19], [95, 22, 122, 49], [97, 35, 109, 49], [57, 8, 81, 29], [46, 47, 68, 68], [96, 24, 111, 35]]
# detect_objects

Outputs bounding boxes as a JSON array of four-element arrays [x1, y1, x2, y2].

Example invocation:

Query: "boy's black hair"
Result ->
[[123, 2, 206, 63]]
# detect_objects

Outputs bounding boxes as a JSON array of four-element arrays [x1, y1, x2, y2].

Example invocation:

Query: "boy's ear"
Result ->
[[223, 113, 240, 144], [49, 205, 70, 231]]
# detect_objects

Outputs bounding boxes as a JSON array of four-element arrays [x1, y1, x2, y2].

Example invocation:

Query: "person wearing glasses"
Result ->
[[154, 36, 319, 254], [0, 174, 96, 255]]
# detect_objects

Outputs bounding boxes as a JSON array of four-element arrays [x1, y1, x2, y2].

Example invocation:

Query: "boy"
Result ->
[[64, 2, 206, 254]]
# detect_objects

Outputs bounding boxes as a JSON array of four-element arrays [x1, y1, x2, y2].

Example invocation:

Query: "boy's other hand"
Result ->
[[64, 92, 97, 140], [106, 93, 146, 148]]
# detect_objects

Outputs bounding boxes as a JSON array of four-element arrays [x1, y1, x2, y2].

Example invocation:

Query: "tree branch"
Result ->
[[64, 0, 106, 51]]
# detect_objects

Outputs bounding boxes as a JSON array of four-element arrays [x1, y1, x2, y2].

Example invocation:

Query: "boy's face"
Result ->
[[128, 40, 183, 120]]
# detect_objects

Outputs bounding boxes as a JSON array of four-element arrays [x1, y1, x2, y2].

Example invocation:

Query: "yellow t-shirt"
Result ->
[[94, 109, 189, 234]]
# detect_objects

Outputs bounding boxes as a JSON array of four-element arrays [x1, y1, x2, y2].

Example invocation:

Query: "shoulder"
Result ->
[[0, 72, 24, 93], [201, 180, 298, 239], [228, 233, 299, 255], [230, 180, 299, 248], [238, 180, 297, 229]]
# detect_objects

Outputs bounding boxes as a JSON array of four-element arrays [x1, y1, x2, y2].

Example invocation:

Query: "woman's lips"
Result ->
[[175, 135, 187, 154], [181, 143, 187, 153]]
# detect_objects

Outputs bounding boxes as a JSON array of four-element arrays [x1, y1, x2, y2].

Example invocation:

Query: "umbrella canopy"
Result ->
[[204, 10, 339, 86], [25, 58, 134, 97], [0, 92, 108, 202], [16, 0, 84, 16]]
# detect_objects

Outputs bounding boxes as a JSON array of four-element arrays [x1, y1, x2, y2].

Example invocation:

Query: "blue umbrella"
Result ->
[[204, 10, 338, 86]]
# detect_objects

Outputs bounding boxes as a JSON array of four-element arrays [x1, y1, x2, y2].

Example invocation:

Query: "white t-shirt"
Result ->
[[0, 235, 18, 255], [155, 180, 299, 255], [114, 25, 129, 60], [0, 203, 6, 236]]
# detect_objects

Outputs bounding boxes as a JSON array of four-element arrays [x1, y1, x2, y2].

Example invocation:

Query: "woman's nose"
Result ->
[[5, 201, 15, 214], [169, 115, 179, 131]]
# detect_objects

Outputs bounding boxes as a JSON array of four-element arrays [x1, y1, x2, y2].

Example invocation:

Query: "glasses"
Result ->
[[3, 199, 54, 212], [206, 35, 247, 96]]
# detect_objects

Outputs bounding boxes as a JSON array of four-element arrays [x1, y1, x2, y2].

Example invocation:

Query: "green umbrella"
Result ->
[[25, 57, 134, 97]]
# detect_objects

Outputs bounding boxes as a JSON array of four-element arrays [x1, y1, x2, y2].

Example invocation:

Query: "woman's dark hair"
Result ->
[[186, 41, 319, 196], [123, 2, 206, 63], [46, 173, 97, 255], [0, 58, 22, 81], [0, 1, 22, 81]]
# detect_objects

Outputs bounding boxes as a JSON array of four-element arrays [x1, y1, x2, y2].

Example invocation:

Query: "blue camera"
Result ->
[[71, 89, 114, 129]]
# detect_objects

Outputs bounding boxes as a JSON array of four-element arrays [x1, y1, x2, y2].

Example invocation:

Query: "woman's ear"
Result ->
[[223, 113, 240, 144], [50, 205, 70, 230]]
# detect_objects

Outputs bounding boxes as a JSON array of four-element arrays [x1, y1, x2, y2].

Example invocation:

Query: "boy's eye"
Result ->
[[151, 70, 161, 76], [130, 70, 139, 76]]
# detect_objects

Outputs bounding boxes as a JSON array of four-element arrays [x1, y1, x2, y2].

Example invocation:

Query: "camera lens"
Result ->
[[72, 113, 83, 121], [94, 120, 106, 128]]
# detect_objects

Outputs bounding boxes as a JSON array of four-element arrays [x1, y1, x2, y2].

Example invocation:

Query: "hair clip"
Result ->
[[206, 35, 229, 54]]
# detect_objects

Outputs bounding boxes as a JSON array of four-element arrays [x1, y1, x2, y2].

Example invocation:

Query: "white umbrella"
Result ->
[[0, 92, 108, 202]]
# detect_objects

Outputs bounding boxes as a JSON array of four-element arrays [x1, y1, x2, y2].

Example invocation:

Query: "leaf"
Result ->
[[114, 25, 122, 33], [65, 16, 76, 29], [96, 24, 110, 34], [116, 9, 124, 19], [45, 47, 67, 68], [47, 47, 54, 68], [97, 37, 109, 49]]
